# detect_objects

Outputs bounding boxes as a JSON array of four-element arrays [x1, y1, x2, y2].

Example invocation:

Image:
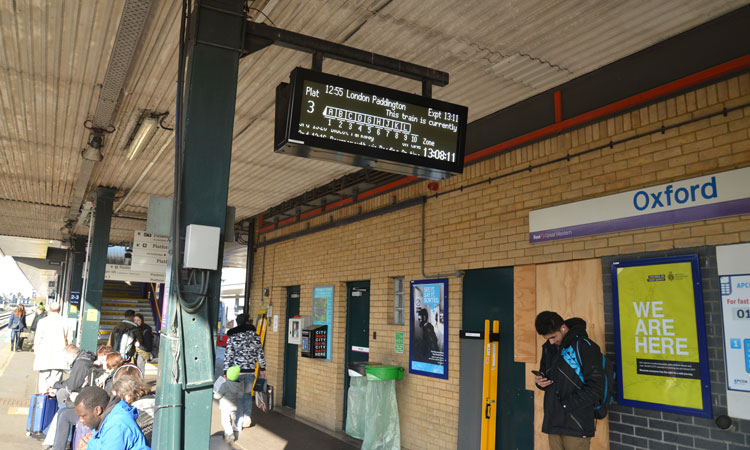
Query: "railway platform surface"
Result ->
[[0, 326, 357, 450]]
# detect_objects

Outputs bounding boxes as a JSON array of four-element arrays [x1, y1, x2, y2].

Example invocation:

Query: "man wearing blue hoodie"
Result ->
[[74, 386, 150, 450]]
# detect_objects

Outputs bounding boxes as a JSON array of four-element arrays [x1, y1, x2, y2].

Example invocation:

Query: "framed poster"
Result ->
[[409, 279, 448, 379], [611, 254, 712, 417], [312, 285, 333, 360]]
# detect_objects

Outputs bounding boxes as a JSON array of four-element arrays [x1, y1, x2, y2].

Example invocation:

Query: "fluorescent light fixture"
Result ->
[[125, 115, 159, 161]]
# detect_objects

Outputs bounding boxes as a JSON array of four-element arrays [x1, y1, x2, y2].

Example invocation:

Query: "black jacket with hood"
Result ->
[[536, 318, 605, 438], [54, 349, 97, 393]]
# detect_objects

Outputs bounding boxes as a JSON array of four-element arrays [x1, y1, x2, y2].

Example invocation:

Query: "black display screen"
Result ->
[[275, 68, 467, 180]]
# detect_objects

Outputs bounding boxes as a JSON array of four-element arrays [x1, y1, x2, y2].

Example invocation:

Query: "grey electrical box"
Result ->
[[183, 224, 220, 270]]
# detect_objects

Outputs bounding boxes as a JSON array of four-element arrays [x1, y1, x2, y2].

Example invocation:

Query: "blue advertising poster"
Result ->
[[409, 279, 448, 379], [312, 285, 333, 360]]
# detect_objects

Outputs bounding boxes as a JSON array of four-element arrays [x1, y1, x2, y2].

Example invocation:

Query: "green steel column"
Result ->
[[153, 1, 242, 449], [67, 236, 86, 321], [79, 187, 115, 352]]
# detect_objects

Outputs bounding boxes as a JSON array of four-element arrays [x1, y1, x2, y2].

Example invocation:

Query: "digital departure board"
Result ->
[[275, 68, 467, 180]]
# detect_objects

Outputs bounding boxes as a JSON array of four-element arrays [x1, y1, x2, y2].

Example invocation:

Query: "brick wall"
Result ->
[[249, 74, 750, 449], [602, 247, 750, 450]]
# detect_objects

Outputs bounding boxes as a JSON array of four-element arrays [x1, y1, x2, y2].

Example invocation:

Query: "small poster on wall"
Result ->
[[410, 279, 448, 379], [312, 285, 334, 360], [611, 254, 712, 417]]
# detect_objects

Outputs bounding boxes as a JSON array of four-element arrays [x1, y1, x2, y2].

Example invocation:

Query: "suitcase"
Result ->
[[26, 393, 58, 435], [72, 423, 94, 450]]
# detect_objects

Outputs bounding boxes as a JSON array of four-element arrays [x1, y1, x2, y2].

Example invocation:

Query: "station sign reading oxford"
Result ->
[[611, 254, 712, 417], [275, 68, 467, 180]]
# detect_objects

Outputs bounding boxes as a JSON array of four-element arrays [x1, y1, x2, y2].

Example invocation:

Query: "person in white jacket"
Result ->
[[33, 302, 75, 393]]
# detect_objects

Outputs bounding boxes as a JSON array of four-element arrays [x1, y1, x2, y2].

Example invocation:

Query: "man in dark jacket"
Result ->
[[53, 344, 97, 407], [534, 311, 605, 450], [223, 313, 265, 429], [107, 310, 143, 363]]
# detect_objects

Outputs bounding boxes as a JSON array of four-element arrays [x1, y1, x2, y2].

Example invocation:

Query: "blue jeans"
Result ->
[[236, 372, 255, 426], [10, 329, 22, 350]]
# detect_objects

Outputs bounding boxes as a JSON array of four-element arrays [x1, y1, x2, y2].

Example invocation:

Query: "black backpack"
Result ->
[[575, 340, 617, 419], [140, 327, 154, 352]]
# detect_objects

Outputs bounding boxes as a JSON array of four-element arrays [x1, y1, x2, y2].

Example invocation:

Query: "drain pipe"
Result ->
[[421, 198, 464, 279]]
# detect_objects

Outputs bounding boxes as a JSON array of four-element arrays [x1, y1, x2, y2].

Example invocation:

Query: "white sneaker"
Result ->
[[242, 417, 252, 428]]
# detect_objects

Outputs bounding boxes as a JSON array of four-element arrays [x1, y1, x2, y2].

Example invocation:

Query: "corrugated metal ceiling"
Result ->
[[1, 0, 748, 253]]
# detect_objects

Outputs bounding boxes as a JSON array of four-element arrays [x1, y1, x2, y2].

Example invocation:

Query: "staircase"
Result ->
[[98, 281, 157, 347]]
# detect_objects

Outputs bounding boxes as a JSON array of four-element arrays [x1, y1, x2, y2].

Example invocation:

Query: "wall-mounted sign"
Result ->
[[104, 264, 165, 284], [410, 279, 448, 379], [132, 231, 169, 272], [312, 285, 334, 360], [529, 166, 750, 243], [719, 274, 750, 393], [275, 68, 467, 180], [717, 243, 750, 420], [69, 291, 81, 307], [395, 331, 404, 354], [612, 254, 712, 417]]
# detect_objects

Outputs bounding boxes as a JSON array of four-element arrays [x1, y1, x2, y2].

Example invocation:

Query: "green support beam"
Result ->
[[67, 236, 86, 321], [153, 1, 243, 448], [79, 187, 115, 353]]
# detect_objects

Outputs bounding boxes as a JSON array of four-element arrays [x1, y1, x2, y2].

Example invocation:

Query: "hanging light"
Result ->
[[125, 114, 160, 161]]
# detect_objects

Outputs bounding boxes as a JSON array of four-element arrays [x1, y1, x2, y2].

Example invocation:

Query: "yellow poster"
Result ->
[[615, 260, 703, 410]]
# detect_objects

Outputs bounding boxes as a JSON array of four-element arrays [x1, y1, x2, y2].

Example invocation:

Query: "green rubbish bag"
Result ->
[[362, 379, 400, 450], [345, 376, 367, 439]]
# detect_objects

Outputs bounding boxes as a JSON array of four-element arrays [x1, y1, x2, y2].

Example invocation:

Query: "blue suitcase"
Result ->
[[26, 394, 58, 435]]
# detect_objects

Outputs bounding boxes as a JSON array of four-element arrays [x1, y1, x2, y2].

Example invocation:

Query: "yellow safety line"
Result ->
[[0, 341, 14, 378]]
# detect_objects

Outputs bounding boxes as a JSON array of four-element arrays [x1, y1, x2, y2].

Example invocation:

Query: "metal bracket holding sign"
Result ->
[[612, 254, 712, 417]]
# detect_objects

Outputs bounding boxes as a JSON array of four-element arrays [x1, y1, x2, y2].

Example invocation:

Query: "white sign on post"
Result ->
[[718, 243, 750, 420], [132, 231, 169, 272], [719, 274, 750, 392], [105, 264, 166, 284]]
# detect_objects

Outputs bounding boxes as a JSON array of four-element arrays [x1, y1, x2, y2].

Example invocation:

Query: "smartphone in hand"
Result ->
[[531, 370, 545, 377]]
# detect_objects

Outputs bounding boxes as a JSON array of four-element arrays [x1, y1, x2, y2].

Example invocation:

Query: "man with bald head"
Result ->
[[33, 302, 75, 393]]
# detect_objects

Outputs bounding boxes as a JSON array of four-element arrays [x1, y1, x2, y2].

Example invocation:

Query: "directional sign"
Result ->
[[132, 231, 168, 272]]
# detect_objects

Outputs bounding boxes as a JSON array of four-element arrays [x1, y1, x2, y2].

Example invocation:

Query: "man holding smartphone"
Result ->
[[534, 311, 605, 450]]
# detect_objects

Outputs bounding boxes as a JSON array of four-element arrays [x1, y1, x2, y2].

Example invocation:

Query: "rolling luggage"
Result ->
[[26, 393, 58, 435]]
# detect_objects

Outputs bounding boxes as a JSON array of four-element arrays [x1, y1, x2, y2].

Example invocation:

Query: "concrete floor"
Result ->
[[0, 328, 358, 450]]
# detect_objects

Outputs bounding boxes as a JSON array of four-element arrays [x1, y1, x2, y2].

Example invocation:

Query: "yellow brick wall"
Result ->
[[248, 74, 750, 449]]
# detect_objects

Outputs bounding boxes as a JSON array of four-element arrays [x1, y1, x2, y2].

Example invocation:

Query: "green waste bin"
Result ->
[[362, 365, 403, 450]]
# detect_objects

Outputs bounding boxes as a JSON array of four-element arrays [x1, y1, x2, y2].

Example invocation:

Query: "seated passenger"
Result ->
[[97, 352, 124, 394], [112, 375, 155, 445], [74, 386, 150, 450], [52, 344, 96, 407]]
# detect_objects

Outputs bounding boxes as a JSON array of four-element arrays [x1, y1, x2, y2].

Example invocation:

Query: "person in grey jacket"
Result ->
[[213, 365, 243, 442]]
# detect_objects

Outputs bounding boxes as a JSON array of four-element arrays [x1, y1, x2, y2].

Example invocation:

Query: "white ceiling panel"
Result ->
[[0, 0, 747, 257]]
